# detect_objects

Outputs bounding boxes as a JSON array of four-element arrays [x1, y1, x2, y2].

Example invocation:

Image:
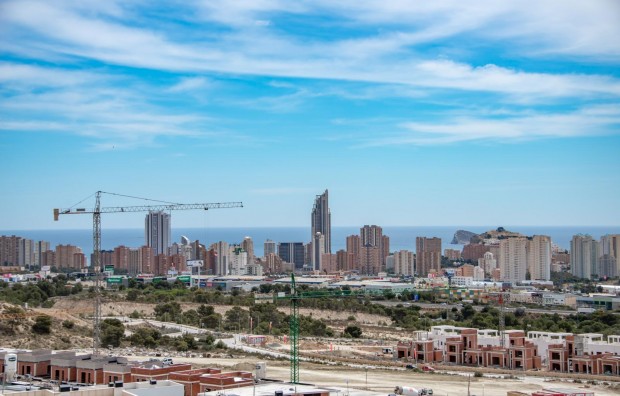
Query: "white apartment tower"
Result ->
[[478, 251, 497, 276], [145, 211, 171, 255], [393, 250, 414, 276], [214, 241, 230, 276], [229, 246, 248, 275], [571, 234, 599, 279], [498, 237, 528, 283], [527, 235, 552, 281]]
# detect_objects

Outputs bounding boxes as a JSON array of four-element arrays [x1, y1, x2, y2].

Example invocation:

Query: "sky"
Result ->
[[1, 0, 619, 230]]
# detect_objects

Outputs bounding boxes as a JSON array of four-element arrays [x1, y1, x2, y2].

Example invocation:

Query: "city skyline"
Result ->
[[1, 1, 620, 229]]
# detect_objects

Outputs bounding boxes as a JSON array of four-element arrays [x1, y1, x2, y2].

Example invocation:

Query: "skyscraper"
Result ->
[[311, 190, 331, 254], [360, 225, 390, 273], [145, 211, 171, 255], [416, 237, 441, 276]]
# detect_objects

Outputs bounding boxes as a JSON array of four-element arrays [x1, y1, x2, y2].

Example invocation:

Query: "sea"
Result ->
[[2, 226, 620, 260]]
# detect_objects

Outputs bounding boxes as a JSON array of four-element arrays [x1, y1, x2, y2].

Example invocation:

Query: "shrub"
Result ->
[[32, 316, 52, 334], [62, 320, 75, 329]]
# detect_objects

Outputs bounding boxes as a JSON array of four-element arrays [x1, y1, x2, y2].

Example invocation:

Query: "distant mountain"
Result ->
[[451, 230, 477, 244]]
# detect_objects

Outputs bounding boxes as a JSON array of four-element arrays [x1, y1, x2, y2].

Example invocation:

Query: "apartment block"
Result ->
[[416, 237, 441, 277]]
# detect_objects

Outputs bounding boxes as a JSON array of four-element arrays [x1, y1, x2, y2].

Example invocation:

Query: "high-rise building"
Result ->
[[139, 245, 155, 274], [311, 190, 331, 254], [359, 245, 381, 275], [128, 248, 142, 276], [264, 239, 276, 257], [241, 237, 255, 263], [0, 235, 21, 266], [311, 232, 325, 271], [571, 234, 599, 279], [498, 237, 528, 282], [277, 242, 305, 270], [18, 238, 34, 267], [33, 240, 50, 267], [527, 235, 552, 281], [478, 251, 496, 276], [113, 246, 131, 272], [55, 244, 85, 270], [145, 211, 171, 255], [213, 241, 230, 276], [346, 235, 361, 269], [416, 237, 442, 277], [229, 245, 248, 275], [599, 234, 620, 278], [393, 250, 414, 276], [360, 225, 389, 272]]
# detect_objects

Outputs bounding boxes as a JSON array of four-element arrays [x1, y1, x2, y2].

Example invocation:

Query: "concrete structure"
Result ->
[[311, 232, 325, 271], [0, 379, 184, 396], [528, 235, 552, 281], [478, 251, 496, 277], [393, 250, 414, 276], [199, 383, 335, 396], [311, 189, 331, 254], [277, 242, 305, 270], [570, 234, 598, 279], [416, 237, 441, 277], [241, 237, 254, 263], [444, 248, 461, 261], [499, 237, 528, 283], [599, 234, 620, 278], [228, 246, 248, 276], [462, 243, 491, 262], [396, 325, 542, 371], [145, 211, 171, 256], [55, 244, 86, 270], [345, 234, 361, 270], [263, 239, 276, 258], [360, 225, 389, 273]]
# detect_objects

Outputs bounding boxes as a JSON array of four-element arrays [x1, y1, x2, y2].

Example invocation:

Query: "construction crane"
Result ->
[[489, 291, 509, 347], [271, 274, 375, 383], [54, 191, 243, 356]]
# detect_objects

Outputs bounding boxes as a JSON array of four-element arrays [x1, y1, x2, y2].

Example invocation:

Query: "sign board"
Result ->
[[41, 266, 51, 272], [254, 293, 274, 304], [177, 275, 191, 282], [106, 277, 123, 284], [187, 260, 204, 268], [105, 265, 114, 273]]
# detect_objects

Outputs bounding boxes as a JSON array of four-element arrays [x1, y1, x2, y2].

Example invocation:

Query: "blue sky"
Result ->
[[1, 0, 619, 229]]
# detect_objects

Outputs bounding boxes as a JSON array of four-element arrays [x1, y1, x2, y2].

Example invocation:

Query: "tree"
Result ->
[[343, 325, 362, 338], [101, 319, 125, 348], [154, 301, 182, 322], [32, 315, 52, 334]]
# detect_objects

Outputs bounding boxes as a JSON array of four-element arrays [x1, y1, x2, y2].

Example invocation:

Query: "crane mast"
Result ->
[[54, 191, 243, 356]]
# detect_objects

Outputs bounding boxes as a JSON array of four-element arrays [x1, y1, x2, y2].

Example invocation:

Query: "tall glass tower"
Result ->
[[311, 189, 331, 254]]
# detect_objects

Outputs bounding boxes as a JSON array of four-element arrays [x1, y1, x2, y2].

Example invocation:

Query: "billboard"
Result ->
[[187, 260, 204, 268]]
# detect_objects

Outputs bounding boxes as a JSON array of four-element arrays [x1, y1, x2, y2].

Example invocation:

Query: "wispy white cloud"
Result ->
[[167, 77, 211, 92], [1, 0, 619, 101], [359, 105, 620, 146]]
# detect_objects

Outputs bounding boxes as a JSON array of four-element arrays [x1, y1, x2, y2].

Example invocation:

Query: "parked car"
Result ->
[[405, 364, 417, 370], [422, 365, 435, 372], [162, 357, 173, 365]]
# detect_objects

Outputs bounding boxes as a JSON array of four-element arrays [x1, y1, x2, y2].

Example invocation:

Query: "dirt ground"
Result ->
[[130, 354, 620, 396]]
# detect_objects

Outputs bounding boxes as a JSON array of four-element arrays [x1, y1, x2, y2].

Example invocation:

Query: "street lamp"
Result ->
[[364, 366, 368, 390]]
